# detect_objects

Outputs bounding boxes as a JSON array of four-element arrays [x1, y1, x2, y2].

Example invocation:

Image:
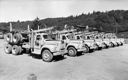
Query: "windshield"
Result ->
[[43, 35, 48, 39], [66, 35, 75, 40], [36, 35, 41, 40], [81, 35, 86, 39], [76, 36, 80, 40], [42, 34, 56, 41]]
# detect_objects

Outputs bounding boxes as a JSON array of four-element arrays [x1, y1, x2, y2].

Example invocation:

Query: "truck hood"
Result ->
[[68, 40, 83, 44], [84, 40, 94, 43], [44, 40, 61, 45]]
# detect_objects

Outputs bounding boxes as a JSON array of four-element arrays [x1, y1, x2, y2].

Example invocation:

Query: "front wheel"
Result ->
[[102, 43, 108, 49], [94, 44, 99, 50], [84, 45, 90, 53], [67, 47, 77, 57], [120, 42, 123, 46], [110, 42, 114, 47], [41, 49, 53, 62]]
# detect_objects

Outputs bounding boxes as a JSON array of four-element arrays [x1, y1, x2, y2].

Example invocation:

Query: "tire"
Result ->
[[119, 42, 122, 46], [4, 44, 12, 54], [120, 42, 123, 46], [116, 42, 119, 46], [95, 44, 99, 50], [41, 49, 53, 62], [110, 42, 114, 47], [67, 47, 77, 57], [4, 33, 12, 43], [18, 46, 22, 55], [84, 45, 90, 53], [12, 45, 21, 55], [12, 33, 22, 44], [102, 43, 108, 49], [82, 45, 90, 54], [92, 43, 99, 50]]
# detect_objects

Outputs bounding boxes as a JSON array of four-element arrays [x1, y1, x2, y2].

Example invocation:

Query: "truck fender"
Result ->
[[41, 45, 56, 54], [67, 45, 76, 50], [85, 43, 91, 47], [41, 47, 51, 54]]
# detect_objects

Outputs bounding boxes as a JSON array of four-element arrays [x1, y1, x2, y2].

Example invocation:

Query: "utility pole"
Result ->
[[38, 25, 40, 30], [10, 23, 12, 32], [115, 22, 118, 35]]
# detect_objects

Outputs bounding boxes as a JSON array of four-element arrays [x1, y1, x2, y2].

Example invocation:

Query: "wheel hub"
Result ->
[[69, 50, 74, 55], [43, 53, 50, 60]]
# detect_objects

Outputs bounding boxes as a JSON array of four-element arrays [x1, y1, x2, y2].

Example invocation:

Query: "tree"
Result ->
[[31, 17, 41, 30]]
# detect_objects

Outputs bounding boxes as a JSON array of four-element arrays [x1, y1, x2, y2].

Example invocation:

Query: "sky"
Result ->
[[0, 0, 128, 22]]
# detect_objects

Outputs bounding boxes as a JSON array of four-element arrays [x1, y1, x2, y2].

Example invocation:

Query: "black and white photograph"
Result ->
[[0, 0, 128, 80]]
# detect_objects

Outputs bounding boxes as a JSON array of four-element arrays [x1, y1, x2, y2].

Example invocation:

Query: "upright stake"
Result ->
[[10, 23, 12, 32]]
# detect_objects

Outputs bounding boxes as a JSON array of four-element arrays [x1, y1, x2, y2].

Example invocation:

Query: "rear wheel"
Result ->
[[68, 47, 77, 57], [4, 33, 12, 43], [4, 44, 12, 54], [12, 33, 22, 44], [12, 45, 21, 55], [41, 49, 53, 62]]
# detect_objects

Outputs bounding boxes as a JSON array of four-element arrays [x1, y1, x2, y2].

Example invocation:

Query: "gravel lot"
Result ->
[[0, 39, 128, 80]]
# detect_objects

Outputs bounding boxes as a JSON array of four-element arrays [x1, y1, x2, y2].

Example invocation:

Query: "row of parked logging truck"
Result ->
[[4, 28, 124, 62]]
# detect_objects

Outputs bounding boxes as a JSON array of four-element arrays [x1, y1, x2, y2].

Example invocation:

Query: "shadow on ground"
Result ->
[[28, 53, 66, 62]]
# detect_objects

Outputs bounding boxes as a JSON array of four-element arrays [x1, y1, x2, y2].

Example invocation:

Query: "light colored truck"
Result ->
[[102, 35, 115, 47], [74, 33, 99, 51], [105, 33, 120, 46], [110, 34, 124, 46], [27, 32, 67, 62], [53, 32, 89, 56], [4, 28, 67, 62], [98, 33, 115, 47], [93, 34, 108, 49], [119, 38, 124, 45]]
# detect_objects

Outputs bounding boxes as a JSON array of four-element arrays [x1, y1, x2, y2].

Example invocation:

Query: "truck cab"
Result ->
[[29, 32, 67, 62], [75, 34, 98, 50], [108, 34, 119, 46], [94, 34, 107, 49], [57, 33, 89, 56], [102, 35, 114, 47]]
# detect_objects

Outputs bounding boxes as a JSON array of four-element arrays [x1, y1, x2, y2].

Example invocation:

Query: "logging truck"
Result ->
[[92, 34, 108, 49], [4, 27, 68, 62], [105, 34, 119, 47], [52, 30, 89, 56], [74, 33, 99, 51]]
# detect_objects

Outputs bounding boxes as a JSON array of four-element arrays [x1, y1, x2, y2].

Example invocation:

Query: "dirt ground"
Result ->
[[0, 39, 128, 80]]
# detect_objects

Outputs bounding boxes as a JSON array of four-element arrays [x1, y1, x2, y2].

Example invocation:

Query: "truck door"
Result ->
[[62, 35, 67, 42], [34, 35, 42, 49]]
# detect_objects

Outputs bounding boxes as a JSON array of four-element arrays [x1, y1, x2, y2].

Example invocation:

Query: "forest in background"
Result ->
[[0, 10, 128, 38]]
